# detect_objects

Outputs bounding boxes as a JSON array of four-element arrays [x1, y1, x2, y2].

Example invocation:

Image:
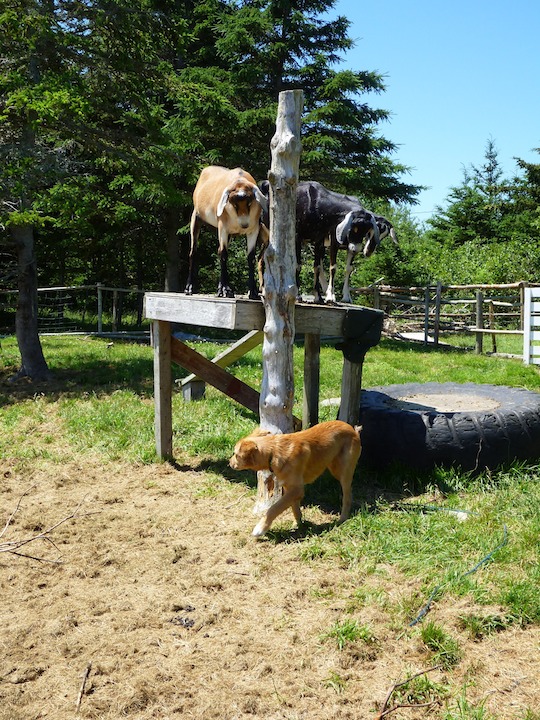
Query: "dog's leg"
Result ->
[[290, 499, 303, 527], [337, 473, 353, 524], [329, 444, 360, 524], [252, 487, 303, 537]]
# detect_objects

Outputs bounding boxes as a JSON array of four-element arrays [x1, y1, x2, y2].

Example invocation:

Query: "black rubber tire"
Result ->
[[358, 382, 540, 471]]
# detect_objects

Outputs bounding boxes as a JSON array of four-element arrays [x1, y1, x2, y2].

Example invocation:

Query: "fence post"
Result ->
[[488, 300, 497, 353], [97, 283, 103, 333], [475, 290, 484, 354], [112, 289, 119, 332], [520, 281, 527, 331], [423, 286, 430, 345], [433, 280, 442, 347]]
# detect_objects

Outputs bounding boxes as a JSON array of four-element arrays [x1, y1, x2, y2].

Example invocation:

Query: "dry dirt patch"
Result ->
[[1, 457, 539, 719]]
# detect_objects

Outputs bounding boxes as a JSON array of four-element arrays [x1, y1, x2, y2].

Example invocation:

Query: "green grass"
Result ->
[[2, 333, 540, 717], [320, 619, 376, 650]]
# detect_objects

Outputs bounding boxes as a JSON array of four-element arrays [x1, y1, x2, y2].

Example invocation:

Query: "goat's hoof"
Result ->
[[184, 286, 193, 296], [217, 285, 235, 298]]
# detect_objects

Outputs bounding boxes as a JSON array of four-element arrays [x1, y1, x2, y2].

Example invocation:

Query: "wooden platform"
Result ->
[[144, 293, 383, 459]]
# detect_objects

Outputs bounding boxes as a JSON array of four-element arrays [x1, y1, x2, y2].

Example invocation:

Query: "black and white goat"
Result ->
[[320, 213, 398, 303], [185, 166, 268, 299], [260, 180, 380, 303]]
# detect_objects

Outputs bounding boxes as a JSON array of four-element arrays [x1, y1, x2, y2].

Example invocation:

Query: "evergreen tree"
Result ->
[[214, 0, 420, 203], [513, 149, 540, 235], [2, 0, 423, 350], [427, 140, 512, 247]]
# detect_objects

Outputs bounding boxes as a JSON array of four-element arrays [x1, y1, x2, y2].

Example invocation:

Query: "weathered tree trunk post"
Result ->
[[254, 89, 303, 515]]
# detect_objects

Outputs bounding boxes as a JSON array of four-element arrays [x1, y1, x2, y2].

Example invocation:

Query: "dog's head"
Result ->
[[230, 428, 273, 471], [229, 437, 260, 471]]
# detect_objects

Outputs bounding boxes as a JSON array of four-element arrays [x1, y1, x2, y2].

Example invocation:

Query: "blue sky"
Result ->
[[332, 0, 540, 221]]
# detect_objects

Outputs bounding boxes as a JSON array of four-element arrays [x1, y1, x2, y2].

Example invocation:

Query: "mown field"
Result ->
[[1, 333, 540, 719]]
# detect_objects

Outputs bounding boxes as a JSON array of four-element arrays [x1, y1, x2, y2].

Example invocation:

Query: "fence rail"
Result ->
[[0, 284, 147, 337], [2, 281, 540, 355], [352, 280, 540, 353]]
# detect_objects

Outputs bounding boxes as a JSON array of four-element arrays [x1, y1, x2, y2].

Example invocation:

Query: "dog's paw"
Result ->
[[252, 522, 267, 538]]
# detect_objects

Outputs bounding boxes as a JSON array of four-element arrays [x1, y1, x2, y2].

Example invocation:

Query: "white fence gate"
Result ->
[[523, 287, 540, 364]]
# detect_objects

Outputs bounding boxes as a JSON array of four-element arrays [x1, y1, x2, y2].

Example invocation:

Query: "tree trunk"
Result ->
[[10, 223, 49, 381], [254, 89, 303, 514]]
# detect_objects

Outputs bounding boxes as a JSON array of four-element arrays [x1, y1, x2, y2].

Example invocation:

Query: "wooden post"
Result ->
[[303, 332, 320, 428], [152, 320, 173, 460], [520, 281, 527, 331], [255, 89, 303, 515], [488, 300, 497, 354], [433, 280, 442, 347], [337, 359, 363, 425], [423, 286, 430, 346], [112, 289, 119, 332], [475, 290, 484, 354], [97, 283, 103, 333]]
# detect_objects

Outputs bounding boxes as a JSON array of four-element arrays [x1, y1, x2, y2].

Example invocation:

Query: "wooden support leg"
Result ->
[[337, 356, 363, 426], [152, 320, 173, 460], [303, 332, 320, 428], [180, 329, 263, 402]]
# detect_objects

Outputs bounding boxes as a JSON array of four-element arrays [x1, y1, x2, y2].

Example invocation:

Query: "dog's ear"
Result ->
[[251, 427, 271, 437], [240, 439, 259, 462]]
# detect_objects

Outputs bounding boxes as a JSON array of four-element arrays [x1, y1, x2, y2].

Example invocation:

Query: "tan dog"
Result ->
[[229, 420, 362, 537]]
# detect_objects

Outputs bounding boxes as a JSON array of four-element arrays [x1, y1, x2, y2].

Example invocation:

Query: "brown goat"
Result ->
[[185, 166, 268, 299]]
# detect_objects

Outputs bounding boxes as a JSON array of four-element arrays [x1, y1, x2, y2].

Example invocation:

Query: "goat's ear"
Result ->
[[370, 215, 380, 245], [336, 211, 354, 246], [254, 186, 268, 212], [390, 227, 398, 245], [217, 188, 230, 217]]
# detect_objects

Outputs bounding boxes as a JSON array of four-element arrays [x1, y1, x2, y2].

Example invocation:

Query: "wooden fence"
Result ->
[[3, 281, 540, 357], [0, 284, 146, 336], [352, 281, 540, 353]]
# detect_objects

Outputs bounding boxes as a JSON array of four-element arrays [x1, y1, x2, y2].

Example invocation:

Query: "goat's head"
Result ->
[[217, 181, 268, 229], [375, 215, 398, 246], [336, 210, 380, 257]]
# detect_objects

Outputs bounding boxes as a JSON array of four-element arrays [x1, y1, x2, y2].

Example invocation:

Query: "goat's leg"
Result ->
[[295, 239, 303, 301], [325, 237, 337, 304], [256, 223, 269, 294], [185, 210, 201, 295], [319, 235, 330, 294], [341, 250, 356, 303], [312, 239, 325, 304], [318, 264, 328, 294], [246, 229, 260, 300], [217, 223, 234, 297], [217, 245, 234, 297]]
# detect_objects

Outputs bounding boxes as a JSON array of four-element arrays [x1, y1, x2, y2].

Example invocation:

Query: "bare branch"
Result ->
[[0, 485, 36, 540], [0, 491, 100, 563], [373, 666, 442, 720], [75, 662, 92, 713]]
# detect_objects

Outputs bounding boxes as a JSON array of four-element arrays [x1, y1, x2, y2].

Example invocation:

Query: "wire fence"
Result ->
[[0, 284, 147, 337]]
